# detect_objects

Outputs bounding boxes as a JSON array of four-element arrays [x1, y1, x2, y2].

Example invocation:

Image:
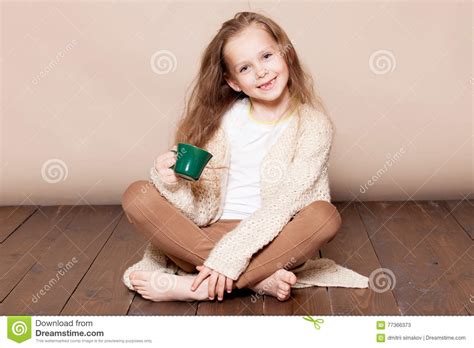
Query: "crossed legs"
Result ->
[[122, 180, 342, 301]]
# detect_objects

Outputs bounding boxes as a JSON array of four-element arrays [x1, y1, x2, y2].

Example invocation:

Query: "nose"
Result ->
[[256, 66, 268, 78]]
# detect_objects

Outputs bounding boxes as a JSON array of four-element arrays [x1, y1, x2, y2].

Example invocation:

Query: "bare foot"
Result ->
[[250, 269, 297, 301], [129, 270, 209, 302]]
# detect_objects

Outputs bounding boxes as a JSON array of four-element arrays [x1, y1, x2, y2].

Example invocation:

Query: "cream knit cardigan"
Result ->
[[122, 103, 369, 291]]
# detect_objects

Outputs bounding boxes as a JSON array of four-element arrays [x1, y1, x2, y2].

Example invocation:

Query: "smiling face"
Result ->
[[223, 24, 289, 102]]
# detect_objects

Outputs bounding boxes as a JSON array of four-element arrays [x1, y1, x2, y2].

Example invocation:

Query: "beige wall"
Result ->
[[1, 0, 472, 205]]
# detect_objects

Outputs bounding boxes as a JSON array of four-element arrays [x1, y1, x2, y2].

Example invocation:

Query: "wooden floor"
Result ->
[[0, 200, 472, 316]]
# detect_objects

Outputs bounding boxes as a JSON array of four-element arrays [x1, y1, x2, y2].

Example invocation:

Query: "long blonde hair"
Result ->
[[172, 11, 327, 151]]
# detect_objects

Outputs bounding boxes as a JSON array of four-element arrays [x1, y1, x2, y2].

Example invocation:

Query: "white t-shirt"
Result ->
[[220, 97, 293, 220]]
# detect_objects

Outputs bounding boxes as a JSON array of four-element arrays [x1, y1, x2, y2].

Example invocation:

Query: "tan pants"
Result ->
[[122, 180, 342, 289]]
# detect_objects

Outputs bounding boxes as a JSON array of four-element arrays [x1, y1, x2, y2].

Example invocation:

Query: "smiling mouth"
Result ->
[[257, 76, 277, 90]]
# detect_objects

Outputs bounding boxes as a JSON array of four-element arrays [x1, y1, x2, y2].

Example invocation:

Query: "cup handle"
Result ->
[[169, 149, 177, 169]]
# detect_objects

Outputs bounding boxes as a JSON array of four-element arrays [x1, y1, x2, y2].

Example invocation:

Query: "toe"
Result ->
[[282, 271, 297, 285], [133, 271, 149, 281], [131, 279, 147, 287], [279, 282, 291, 292], [282, 271, 295, 284], [129, 271, 137, 280], [277, 290, 289, 301], [137, 288, 148, 296]]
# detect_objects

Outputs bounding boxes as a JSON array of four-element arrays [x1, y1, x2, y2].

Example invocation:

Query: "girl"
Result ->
[[122, 11, 342, 302]]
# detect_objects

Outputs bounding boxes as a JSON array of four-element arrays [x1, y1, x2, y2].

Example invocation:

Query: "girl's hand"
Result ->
[[191, 265, 233, 301], [154, 145, 179, 184]]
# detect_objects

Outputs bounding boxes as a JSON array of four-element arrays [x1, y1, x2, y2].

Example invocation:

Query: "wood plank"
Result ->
[[264, 287, 332, 315], [443, 200, 474, 239], [321, 202, 400, 315], [0, 206, 37, 243], [0, 205, 80, 302], [61, 214, 148, 315], [431, 201, 474, 315], [196, 288, 264, 315], [357, 201, 472, 315], [128, 294, 198, 316], [0, 205, 122, 315]]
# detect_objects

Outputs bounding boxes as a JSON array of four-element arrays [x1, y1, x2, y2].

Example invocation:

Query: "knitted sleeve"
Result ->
[[150, 166, 193, 209], [149, 166, 218, 226], [203, 113, 334, 280]]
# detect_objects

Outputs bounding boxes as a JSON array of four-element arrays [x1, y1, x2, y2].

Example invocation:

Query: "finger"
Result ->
[[159, 177, 177, 186], [159, 154, 176, 165], [156, 150, 177, 166], [162, 172, 177, 180], [158, 168, 175, 176], [191, 269, 210, 291], [225, 277, 233, 293], [160, 174, 178, 184], [208, 272, 218, 300], [191, 270, 206, 291], [217, 275, 225, 301], [162, 170, 178, 178], [161, 173, 178, 184], [155, 153, 172, 167], [166, 157, 176, 167]]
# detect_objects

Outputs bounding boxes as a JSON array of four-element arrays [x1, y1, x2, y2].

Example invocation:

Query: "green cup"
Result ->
[[169, 143, 213, 181]]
